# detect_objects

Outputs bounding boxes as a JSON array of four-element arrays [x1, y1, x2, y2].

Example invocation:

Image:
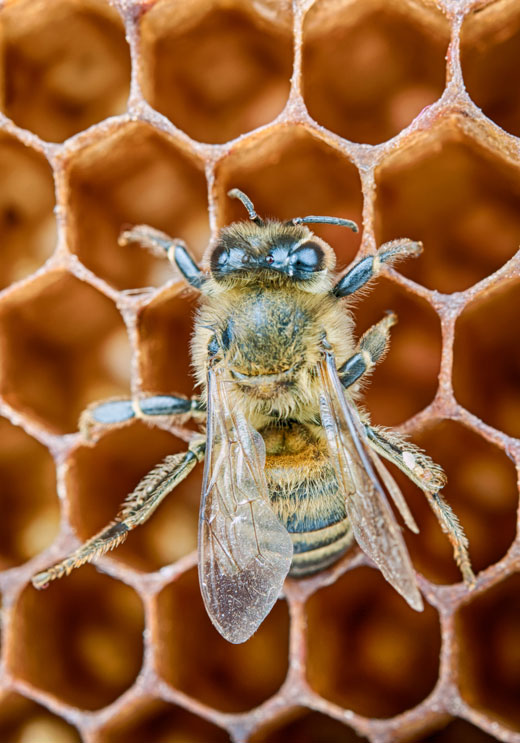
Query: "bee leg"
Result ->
[[365, 425, 475, 586], [79, 395, 205, 438], [333, 238, 422, 298], [339, 311, 397, 388], [119, 225, 205, 289], [32, 438, 206, 589]]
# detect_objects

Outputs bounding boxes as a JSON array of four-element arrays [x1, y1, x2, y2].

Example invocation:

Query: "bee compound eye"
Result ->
[[290, 242, 324, 273], [221, 322, 232, 350], [208, 335, 219, 356], [210, 244, 229, 273]]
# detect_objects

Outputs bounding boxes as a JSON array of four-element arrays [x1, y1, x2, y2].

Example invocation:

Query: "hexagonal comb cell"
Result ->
[[456, 573, 520, 730], [0, 692, 81, 743], [375, 133, 520, 293], [392, 421, 517, 584], [0, 271, 130, 433], [0, 417, 58, 569], [68, 122, 209, 290], [155, 567, 289, 712], [66, 421, 202, 571], [0, 0, 518, 739], [354, 277, 441, 426], [303, 2, 448, 144], [140, 1, 292, 144], [306, 567, 441, 717], [7, 567, 144, 710], [137, 288, 198, 399], [421, 718, 503, 743], [1, 0, 130, 142], [0, 134, 56, 290], [216, 127, 362, 267], [462, 4, 520, 138], [98, 698, 230, 743], [251, 710, 367, 743], [453, 281, 520, 438]]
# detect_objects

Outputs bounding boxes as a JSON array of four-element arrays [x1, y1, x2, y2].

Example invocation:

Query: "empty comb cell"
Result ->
[[0, 0, 516, 740]]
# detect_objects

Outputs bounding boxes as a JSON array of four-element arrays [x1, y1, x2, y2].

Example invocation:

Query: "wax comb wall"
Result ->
[[0, 0, 519, 741]]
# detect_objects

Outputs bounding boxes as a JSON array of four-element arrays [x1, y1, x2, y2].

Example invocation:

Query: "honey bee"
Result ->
[[32, 189, 475, 643]]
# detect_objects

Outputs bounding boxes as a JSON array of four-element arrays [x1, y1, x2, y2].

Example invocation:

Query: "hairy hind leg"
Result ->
[[32, 437, 205, 589], [365, 425, 475, 586]]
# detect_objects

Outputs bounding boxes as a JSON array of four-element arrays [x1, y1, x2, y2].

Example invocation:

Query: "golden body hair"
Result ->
[[32, 191, 474, 643], [192, 219, 357, 574]]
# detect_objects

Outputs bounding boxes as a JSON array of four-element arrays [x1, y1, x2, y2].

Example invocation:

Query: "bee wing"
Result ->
[[368, 447, 419, 534], [198, 365, 293, 644], [318, 351, 423, 611]]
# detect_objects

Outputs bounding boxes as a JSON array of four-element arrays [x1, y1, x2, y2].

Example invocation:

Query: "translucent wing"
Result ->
[[368, 447, 419, 535], [318, 351, 423, 611], [198, 365, 293, 643]]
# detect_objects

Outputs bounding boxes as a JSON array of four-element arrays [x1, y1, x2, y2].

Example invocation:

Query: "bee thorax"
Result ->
[[223, 294, 311, 378]]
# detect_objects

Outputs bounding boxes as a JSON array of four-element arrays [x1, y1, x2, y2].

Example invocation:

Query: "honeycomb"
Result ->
[[0, 0, 518, 741]]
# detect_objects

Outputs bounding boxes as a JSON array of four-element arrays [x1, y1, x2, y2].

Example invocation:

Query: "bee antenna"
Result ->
[[228, 188, 265, 226], [287, 215, 358, 233]]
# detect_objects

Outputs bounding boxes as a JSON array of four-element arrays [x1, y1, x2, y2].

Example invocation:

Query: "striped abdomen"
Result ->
[[263, 424, 353, 577]]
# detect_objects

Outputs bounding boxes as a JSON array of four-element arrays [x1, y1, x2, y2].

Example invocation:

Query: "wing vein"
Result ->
[[198, 365, 293, 644], [318, 351, 423, 612]]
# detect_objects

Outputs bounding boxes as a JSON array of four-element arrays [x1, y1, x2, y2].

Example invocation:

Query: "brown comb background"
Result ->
[[0, 0, 518, 741]]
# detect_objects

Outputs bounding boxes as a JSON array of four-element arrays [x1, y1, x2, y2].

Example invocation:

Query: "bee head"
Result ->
[[210, 221, 335, 287], [207, 189, 357, 291]]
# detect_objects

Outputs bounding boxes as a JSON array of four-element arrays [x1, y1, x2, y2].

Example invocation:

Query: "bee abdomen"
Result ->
[[263, 425, 353, 577], [288, 518, 353, 577]]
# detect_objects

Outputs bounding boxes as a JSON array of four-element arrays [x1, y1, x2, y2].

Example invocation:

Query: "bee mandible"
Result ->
[[32, 189, 475, 643]]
